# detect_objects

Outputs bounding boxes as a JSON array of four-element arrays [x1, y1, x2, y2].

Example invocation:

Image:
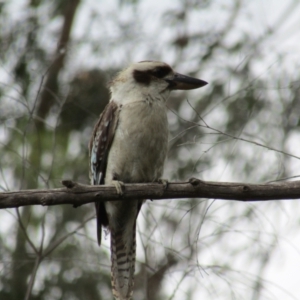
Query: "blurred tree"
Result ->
[[1, 0, 300, 299]]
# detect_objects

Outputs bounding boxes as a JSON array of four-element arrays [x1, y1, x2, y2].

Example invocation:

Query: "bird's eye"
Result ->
[[151, 66, 171, 78], [152, 68, 165, 78]]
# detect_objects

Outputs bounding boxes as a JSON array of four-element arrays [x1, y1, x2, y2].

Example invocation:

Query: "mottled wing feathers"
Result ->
[[89, 100, 120, 185], [89, 100, 121, 245]]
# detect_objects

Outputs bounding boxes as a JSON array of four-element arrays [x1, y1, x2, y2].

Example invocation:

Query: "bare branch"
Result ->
[[1, 179, 300, 209], [24, 255, 41, 300], [15, 208, 38, 254], [35, 0, 81, 129]]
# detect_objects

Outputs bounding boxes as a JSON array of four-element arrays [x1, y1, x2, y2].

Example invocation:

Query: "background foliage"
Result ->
[[1, 0, 300, 299]]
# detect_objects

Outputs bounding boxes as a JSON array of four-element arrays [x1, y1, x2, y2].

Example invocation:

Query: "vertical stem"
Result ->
[[24, 255, 41, 300]]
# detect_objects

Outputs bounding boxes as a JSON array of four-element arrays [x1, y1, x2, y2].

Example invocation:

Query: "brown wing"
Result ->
[[89, 100, 121, 245]]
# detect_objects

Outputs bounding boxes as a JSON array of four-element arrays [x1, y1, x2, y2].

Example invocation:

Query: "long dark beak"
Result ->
[[166, 73, 208, 90]]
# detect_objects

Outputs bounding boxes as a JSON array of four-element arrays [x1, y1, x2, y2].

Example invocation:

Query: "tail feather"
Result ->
[[95, 201, 109, 246], [111, 222, 136, 300]]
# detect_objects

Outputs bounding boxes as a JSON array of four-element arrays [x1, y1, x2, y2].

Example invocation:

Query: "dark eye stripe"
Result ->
[[133, 66, 172, 85], [151, 66, 172, 78], [133, 70, 151, 85]]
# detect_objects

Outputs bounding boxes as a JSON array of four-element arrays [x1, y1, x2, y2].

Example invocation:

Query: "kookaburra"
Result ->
[[89, 61, 207, 300]]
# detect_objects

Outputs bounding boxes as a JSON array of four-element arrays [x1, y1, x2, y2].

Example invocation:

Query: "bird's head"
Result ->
[[110, 61, 207, 104]]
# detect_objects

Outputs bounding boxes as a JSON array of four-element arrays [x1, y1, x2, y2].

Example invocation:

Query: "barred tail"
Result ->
[[110, 222, 136, 300]]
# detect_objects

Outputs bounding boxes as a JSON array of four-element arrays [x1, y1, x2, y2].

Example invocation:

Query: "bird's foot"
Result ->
[[158, 178, 169, 190], [111, 180, 125, 195]]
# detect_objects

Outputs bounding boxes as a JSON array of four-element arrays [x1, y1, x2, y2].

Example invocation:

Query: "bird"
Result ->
[[89, 61, 207, 300]]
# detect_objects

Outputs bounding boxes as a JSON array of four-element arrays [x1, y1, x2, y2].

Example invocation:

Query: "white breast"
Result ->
[[105, 100, 168, 184]]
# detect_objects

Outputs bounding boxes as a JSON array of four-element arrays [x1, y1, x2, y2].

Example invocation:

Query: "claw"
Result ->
[[158, 178, 169, 190], [111, 180, 125, 195]]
